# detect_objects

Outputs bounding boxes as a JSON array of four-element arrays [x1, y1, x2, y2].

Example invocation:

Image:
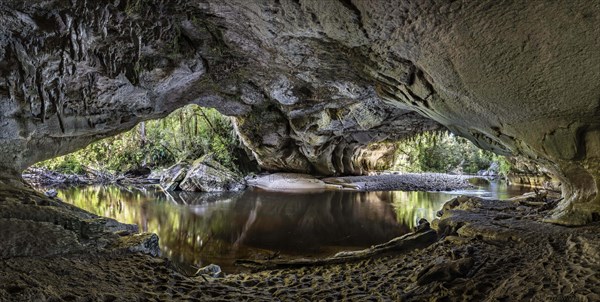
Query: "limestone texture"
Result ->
[[0, 1, 599, 224]]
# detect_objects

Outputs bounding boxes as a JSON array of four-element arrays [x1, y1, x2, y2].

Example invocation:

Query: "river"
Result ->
[[56, 182, 530, 274]]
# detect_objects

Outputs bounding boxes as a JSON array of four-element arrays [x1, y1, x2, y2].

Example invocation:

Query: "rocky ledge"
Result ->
[[0, 175, 159, 260]]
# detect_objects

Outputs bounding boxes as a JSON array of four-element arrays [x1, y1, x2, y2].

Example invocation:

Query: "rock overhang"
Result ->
[[0, 0, 598, 224]]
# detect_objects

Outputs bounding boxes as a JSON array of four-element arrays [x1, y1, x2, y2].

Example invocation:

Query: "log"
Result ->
[[235, 228, 438, 270]]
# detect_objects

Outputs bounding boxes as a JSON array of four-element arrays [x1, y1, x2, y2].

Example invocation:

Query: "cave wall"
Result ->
[[0, 0, 440, 176], [0, 0, 253, 174], [1, 0, 599, 224]]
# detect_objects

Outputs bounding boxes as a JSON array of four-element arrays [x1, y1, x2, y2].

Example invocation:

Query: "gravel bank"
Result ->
[[323, 173, 475, 192]]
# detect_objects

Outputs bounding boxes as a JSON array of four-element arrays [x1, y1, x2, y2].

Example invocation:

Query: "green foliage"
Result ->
[[36, 105, 241, 174], [393, 131, 511, 175], [39, 154, 86, 174]]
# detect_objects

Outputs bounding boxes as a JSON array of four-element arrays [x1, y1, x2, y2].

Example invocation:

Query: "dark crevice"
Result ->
[[338, 0, 369, 39]]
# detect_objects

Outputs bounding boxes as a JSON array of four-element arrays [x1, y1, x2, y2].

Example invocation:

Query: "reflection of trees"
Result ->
[[390, 191, 453, 229], [58, 186, 415, 273], [59, 183, 529, 273]]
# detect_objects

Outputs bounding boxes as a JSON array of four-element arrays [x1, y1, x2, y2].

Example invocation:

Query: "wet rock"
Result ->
[[415, 218, 431, 232], [195, 264, 223, 278], [120, 233, 161, 257], [179, 155, 245, 192], [440, 196, 482, 214]]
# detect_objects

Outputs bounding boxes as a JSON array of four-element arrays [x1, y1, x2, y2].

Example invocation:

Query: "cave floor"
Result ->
[[1, 179, 599, 301]]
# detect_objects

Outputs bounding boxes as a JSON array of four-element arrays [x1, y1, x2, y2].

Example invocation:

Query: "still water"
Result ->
[[57, 182, 530, 274]]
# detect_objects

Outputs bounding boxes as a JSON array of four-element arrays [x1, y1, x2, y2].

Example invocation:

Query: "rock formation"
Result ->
[[0, 0, 599, 224], [179, 155, 246, 192], [160, 155, 245, 192]]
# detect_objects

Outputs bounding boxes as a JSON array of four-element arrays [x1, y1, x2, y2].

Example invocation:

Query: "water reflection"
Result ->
[[391, 182, 531, 228], [57, 182, 529, 274]]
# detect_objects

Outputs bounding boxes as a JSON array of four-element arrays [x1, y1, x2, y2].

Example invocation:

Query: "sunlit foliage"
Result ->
[[35, 105, 240, 173], [392, 131, 511, 175]]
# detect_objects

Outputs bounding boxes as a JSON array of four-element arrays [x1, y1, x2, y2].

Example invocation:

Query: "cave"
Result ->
[[1, 0, 599, 300]]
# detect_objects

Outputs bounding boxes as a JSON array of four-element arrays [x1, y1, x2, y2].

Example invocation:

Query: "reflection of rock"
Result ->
[[246, 173, 332, 192], [225, 190, 406, 251], [179, 155, 246, 192], [164, 191, 243, 205], [195, 264, 223, 278]]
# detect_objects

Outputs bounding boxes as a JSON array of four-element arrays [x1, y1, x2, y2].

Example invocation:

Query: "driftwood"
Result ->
[[235, 228, 438, 270]]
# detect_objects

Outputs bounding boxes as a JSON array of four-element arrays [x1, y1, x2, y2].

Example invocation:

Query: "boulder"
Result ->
[[160, 163, 191, 191], [178, 155, 245, 192]]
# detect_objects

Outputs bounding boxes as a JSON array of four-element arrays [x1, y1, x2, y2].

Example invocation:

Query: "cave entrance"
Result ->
[[31, 104, 256, 178], [389, 131, 510, 177], [24, 112, 536, 275]]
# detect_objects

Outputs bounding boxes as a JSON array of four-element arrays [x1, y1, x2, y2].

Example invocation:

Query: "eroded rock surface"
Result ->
[[0, 1, 599, 223]]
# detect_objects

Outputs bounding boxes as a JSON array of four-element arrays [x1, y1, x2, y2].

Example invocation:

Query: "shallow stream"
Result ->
[[57, 182, 530, 274]]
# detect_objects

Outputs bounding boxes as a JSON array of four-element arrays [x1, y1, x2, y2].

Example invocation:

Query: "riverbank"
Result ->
[[322, 173, 476, 192], [23, 167, 479, 193], [21, 167, 159, 188], [2, 175, 597, 301]]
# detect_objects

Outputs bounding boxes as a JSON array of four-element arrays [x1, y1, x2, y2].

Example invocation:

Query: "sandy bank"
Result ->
[[323, 173, 476, 192]]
